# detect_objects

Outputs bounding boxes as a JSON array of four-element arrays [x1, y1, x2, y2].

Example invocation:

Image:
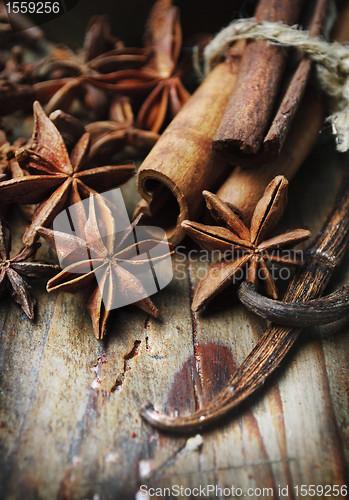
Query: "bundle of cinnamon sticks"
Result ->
[[135, 0, 349, 245]]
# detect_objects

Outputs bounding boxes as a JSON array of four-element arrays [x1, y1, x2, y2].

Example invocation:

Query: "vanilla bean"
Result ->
[[238, 282, 349, 326], [212, 0, 328, 167], [140, 168, 349, 432]]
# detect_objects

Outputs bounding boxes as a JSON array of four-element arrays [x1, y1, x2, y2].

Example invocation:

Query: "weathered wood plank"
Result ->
[[0, 143, 349, 499]]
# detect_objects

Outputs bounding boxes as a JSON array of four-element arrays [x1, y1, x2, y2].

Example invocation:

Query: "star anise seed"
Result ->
[[0, 215, 59, 319], [85, 0, 190, 133], [41, 16, 149, 119], [38, 192, 172, 339], [182, 176, 311, 312], [0, 101, 134, 246], [49, 109, 86, 153], [86, 96, 159, 165]]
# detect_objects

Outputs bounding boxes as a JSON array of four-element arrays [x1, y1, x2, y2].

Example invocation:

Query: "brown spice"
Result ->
[[140, 169, 349, 432], [213, 0, 349, 224], [0, 215, 59, 319], [38, 193, 172, 339], [49, 109, 86, 153], [136, 0, 190, 132], [182, 176, 310, 311], [86, 96, 159, 165], [0, 102, 134, 245], [0, 134, 27, 179], [41, 16, 148, 120], [238, 282, 349, 326], [212, 0, 328, 167], [215, 89, 325, 225], [85, 0, 190, 133], [133, 53, 245, 246]]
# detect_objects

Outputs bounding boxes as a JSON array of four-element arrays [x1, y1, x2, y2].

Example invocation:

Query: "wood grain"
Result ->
[[0, 147, 348, 498]]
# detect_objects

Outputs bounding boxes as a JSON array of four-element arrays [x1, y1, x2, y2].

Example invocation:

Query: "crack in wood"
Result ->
[[58, 386, 104, 499], [0, 303, 11, 345], [90, 352, 108, 388], [188, 259, 204, 411], [144, 333, 165, 359], [111, 339, 141, 393], [213, 447, 223, 500]]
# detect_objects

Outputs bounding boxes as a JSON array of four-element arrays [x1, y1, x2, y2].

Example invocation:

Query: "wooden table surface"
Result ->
[[0, 137, 348, 499], [1, 3, 349, 497]]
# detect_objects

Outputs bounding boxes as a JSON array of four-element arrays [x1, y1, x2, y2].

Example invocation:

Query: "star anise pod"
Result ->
[[136, 0, 190, 132], [41, 15, 149, 119], [85, 0, 190, 133], [49, 109, 86, 153], [0, 215, 59, 319], [16, 110, 86, 222], [86, 95, 159, 165], [0, 127, 25, 212], [182, 176, 311, 312], [0, 6, 44, 115], [38, 193, 172, 339], [0, 101, 134, 245], [0, 46, 41, 85], [0, 132, 27, 178]]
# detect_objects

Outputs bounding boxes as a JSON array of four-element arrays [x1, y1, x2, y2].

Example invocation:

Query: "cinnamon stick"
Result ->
[[212, 0, 328, 167], [214, 0, 349, 224], [215, 88, 325, 225], [133, 49, 244, 246]]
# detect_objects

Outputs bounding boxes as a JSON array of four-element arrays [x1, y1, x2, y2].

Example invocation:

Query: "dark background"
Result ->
[[38, 0, 255, 48]]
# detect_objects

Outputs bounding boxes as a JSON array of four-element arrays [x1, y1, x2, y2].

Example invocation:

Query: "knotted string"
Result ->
[[203, 19, 349, 152]]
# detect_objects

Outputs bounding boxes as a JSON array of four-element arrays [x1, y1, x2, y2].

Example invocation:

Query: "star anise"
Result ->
[[182, 176, 311, 312], [38, 193, 172, 339], [41, 15, 149, 119], [85, 0, 190, 133], [136, 0, 190, 132], [0, 101, 134, 245], [0, 215, 59, 319], [86, 95, 159, 165], [0, 4, 50, 115], [0, 132, 27, 178], [49, 109, 86, 153], [0, 127, 25, 212], [0, 46, 40, 85]]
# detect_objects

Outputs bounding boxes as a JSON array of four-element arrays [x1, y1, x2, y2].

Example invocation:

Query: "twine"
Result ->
[[203, 18, 349, 152]]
